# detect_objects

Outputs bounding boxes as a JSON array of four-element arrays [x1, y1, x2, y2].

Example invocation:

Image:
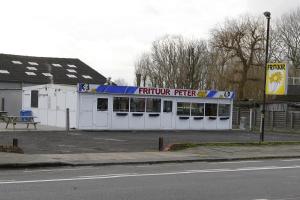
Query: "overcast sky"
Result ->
[[1, 0, 299, 85]]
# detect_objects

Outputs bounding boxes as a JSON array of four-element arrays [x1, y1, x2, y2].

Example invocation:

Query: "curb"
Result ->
[[2, 155, 300, 169]]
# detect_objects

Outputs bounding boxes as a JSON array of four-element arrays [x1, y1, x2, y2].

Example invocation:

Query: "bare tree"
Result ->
[[134, 35, 209, 89], [277, 8, 300, 76], [135, 53, 152, 86], [210, 15, 265, 100], [113, 78, 128, 86]]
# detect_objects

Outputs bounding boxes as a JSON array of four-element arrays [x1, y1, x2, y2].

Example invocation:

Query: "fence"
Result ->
[[233, 107, 300, 132]]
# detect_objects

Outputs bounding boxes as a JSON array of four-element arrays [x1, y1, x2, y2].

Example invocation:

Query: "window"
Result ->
[[66, 74, 77, 78], [82, 75, 92, 79], [52, 63, 62, 67], [130, 98, 145, 112], [28, 62, 39, 66], [0, 70, 9, 74], [25, 71, 36, 76], [163, 101, 172, 112], [67, 69, 77, 73], [146, 98, 161, 112], [205, 103, 217, 116], [113, 97, 129, 112], [31, 90, 38, 108], [191, 103, 204, 116], [26, 66, 37, 71], [177, 102, 190, 116], [12, 60, 22, 64], [42, 73, 53, 77], [97, 98, 108, 111], [218, 104, 231, 116], [67, 64, 77, 68]]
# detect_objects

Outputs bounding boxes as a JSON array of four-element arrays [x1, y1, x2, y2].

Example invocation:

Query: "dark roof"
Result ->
[[0, 53, 107, 85]]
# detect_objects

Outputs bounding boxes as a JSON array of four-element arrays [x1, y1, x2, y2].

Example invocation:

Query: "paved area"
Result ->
[[2, 144, 300, 168], [0, 122, 65, 132], [1, 130, 300, 154]]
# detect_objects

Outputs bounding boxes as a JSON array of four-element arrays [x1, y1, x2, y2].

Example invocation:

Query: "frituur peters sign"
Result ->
[[78, 84, 235, 99]]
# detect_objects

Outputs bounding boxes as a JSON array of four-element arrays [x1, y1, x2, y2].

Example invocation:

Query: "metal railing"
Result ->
[[233, 107, 300, 132], [288, 77, 300, 85]]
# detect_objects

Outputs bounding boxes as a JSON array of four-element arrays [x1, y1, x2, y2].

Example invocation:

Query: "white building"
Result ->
[[22, 83, 234, 130]]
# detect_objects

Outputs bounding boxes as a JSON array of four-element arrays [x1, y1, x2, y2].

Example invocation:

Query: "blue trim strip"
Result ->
[[95, 85, 138, 94], [206, 90, 217, 98]]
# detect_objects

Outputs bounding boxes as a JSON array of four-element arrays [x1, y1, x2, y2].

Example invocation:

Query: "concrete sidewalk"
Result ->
[[2, 144, 300, 168]]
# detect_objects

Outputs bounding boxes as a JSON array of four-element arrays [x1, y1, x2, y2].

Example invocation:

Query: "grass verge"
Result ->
[[168, 141, 300, 151]]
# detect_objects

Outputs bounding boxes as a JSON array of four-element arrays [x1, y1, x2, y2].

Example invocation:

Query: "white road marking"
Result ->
[[212, 160, 263, 164], [78, 173, 138, 178], [136, 164, 179, 168], [253, 199, 269, 200], [94, 137, 126, 142], [282, 159, 300, 162], [104, 138, 126, 142], [24, 167, 94, 173], [1, 165, 300, 185]]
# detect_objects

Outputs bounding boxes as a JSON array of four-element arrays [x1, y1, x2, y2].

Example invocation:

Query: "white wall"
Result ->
[[77, 93, 233, 130], [22, 84, 78, 128]]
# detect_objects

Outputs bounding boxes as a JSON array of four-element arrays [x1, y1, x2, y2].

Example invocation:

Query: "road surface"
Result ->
[[0, 159, 300, 199]]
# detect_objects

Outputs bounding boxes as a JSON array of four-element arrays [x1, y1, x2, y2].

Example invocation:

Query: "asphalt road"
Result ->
[[0, 159, 300, 199], [2, 130, 300, 153]]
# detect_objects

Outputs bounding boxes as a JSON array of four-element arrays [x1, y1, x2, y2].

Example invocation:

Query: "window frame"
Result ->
[[113, 97, 129, 112], [146, 98, 161, 113], [177, 102, 191, 116], [163, 100, 173, 113], [218, 104, 231, 117], [191, 103, 204, 116], [97, 98, 108, 111], [31, 90, 39, 108], [130, 97, 145, 112], [205, 103, 218, 116]]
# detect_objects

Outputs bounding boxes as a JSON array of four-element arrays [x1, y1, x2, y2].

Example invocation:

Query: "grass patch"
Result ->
[[168, 141, 300, 151], [0, 145, 24, 154]]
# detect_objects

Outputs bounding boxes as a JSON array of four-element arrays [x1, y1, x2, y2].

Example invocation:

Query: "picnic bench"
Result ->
[[0, 111, 8, 122], [4, 115, 39, 129]]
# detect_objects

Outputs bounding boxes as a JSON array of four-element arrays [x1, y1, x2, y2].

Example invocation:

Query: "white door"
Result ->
[[161, 100, 173, 129], [189, 102, 204, 130], [144, 98, 161, 130], [93, 97, 109, 129], [203, 102, 218, 130], [38, 93, 48, 125], [175, 102, 190, 130], [111, 97, 129, 130], [217, 101, 231, 130], [78, 94, 93, 129]]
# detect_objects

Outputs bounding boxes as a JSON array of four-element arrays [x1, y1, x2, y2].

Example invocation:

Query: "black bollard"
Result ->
[[159, 137, 164, 151], [66, 108, 70, 132], [13, 138, 18, 147], [1, 98, 4, 111]]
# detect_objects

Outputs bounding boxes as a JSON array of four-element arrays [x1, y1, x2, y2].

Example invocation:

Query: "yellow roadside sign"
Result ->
[[265, 63, 287, 95]]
